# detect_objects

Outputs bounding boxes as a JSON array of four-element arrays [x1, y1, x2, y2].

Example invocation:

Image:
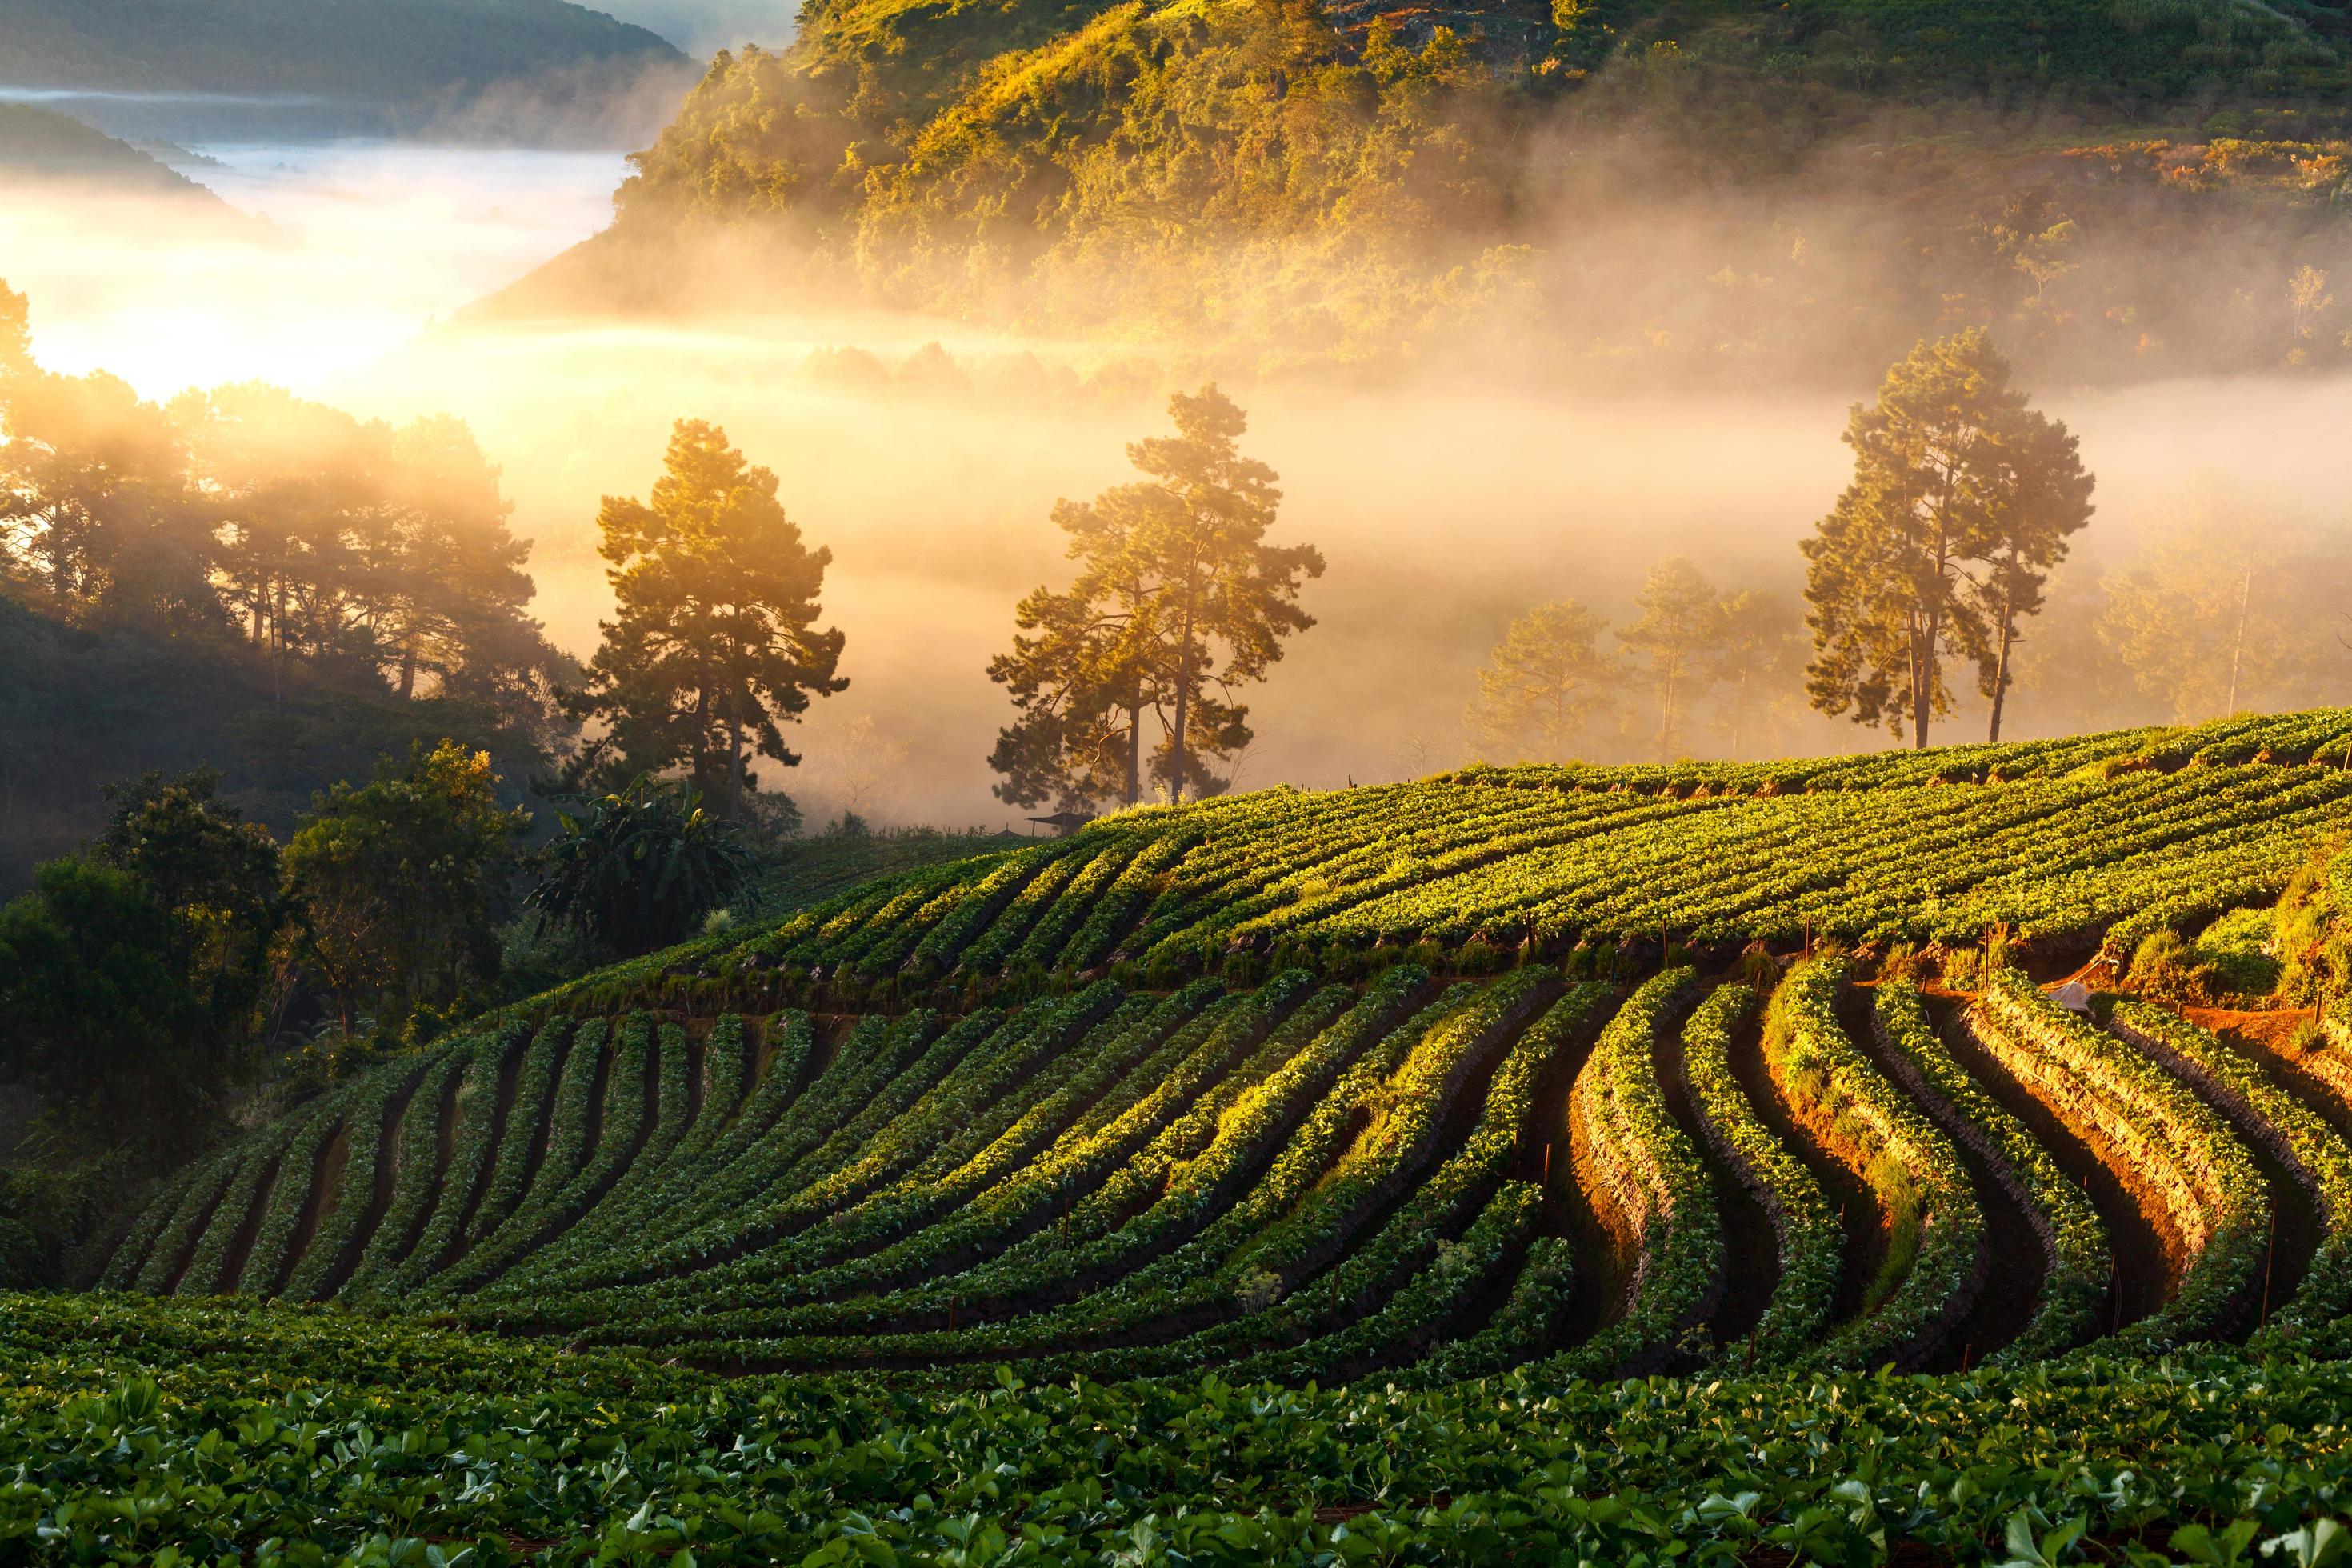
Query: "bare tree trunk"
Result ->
[[2225, 567, 2252, 717], [1660, 658, 1679, 759], [1986, 580, 2015, 745], [1170, 606, 1194, 804], [727, 713, 743, 819], [1124, 706, 1142, 807], [398, 643, 418, 701], [1911, 615, 1932, 750]]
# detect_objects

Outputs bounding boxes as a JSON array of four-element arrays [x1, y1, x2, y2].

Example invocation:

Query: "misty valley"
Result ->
[[6, 0, 2352, 1562]]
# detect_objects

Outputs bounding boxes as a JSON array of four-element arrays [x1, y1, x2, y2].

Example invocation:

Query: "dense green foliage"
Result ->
[[14, 1293, 2352, 1563], [27, 706, 2352, 1561], [529, 775, 755, 955], [503, 0, 2352, 378]]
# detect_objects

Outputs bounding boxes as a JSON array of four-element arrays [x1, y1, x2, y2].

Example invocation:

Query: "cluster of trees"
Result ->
[[0, 750, 519, 1147], [0, 286, 861, 1230], [2, 278, 858, 856], [0, 282, 572, 744], [2038, 476, 2352, 732], [986, 387, 1324, 813], [1463, 326, 2345, 766], [1465, 563, 1804, 764], [0, 744, 766, 1153]]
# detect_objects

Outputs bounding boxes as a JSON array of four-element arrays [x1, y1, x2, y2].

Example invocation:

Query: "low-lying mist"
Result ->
[[14, 149, 2352, 832]]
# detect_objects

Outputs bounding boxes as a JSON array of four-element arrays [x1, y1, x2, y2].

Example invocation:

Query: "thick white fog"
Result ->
[[13, 143, 2352, 828]]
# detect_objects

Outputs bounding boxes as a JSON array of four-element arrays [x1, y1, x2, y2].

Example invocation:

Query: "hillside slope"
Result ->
[[96, 708, 2352, 1384], [0, 105, 235, 205], [0, 0, 684, 104], [490, 0, 2352, 379]]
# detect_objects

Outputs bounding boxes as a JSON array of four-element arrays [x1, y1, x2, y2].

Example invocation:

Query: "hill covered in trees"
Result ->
[[0, 0, 686, 135], [0, 106, 237, 206], [499, 0, 2352, 381]]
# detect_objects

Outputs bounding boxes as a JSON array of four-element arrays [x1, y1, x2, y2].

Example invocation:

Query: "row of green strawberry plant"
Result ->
[[29, 1290, 2352, 1566], [2108, 999, 2352, 1349], [1765, 959, 1985, 1371], [341, 1030, 502, 1298], [427, 1018, 610, 1295], [434, 1016, 644, 1296], [278, 1056, 428, 1301], [664, 979, 1486, 1370], [1869, 980, 2108, 1363], [587, 1011, 942, 1282], [1548, 966, 1718, 1378], [88, 1147, 217, 1290], [494, 1019, 698, 1290], [1971, 970, 2270, 1350], [374, 1024, 532, 1298], [228, 1085, 349, 1297], [504, 987, 1144, 1337], [687, 973, 1428, 1362], [1212, 983, 1611, 1386], [999, 969, 1558, 1382], [440, 1018, 571, 1274], [1676, 980, 1839, 1366], [168, 1108, 313, 1297], [715, 981, 1333, 1331], [498, 1015, 761, 1289]]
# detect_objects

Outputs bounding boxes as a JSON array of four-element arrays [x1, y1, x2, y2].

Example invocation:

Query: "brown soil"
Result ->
[[384, 1059, 470, 1276], [437, 1027, 532, 1272], [199, 1157, 280, 1298], [1931, 999, 2173, 1334], [314, 1066, 429, 1300], [1660, 1005, 1778, 1350], [270, 1122, 348, 1297]]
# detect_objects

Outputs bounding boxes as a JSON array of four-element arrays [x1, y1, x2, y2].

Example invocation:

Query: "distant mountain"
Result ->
[[0, 0, 683, 97], [0, 103, 238, 207], [590, 0, 794, 54]]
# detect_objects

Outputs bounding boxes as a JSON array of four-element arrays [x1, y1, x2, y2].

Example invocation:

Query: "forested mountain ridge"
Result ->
[[497, 0, 2352, 382], [0, 106, 226, 202], [0, 0, 684, 102]]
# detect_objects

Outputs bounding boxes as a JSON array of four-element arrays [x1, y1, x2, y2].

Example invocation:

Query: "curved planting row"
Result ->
[[1766, 959, 1985, 1370], [1558, 967, 1718, 1377], [1969, 970, 2271, 1350], [1678, 981, 1839, 1364], [518, 713, 2352, 1027], [2107, 1001, 2352, 1349], [1869, 981, 2109, 1362], [101, 965, 2350, 1379]]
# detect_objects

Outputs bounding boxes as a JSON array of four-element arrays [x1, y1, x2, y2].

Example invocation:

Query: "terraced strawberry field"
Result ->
[[24, 709, 2352, 1563]]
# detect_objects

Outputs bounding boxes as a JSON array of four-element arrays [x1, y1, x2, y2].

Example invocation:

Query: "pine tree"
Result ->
[[1464, 599, 1617, 762], [1617, 557, 1724, 758], [565, 420, 846, 814], [1802, 329, 2091, 749], [986, 386, 1320, 808]]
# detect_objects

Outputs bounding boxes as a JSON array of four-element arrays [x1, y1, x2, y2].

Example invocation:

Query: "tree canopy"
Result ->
[[282, 741, 530, 1038], [1465, 598, 1617, 762], [528, 774, 755, 957], [1802, 329, 2094, 748], [988, 386, 1322, 809], [565, 420, 846, 818]]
